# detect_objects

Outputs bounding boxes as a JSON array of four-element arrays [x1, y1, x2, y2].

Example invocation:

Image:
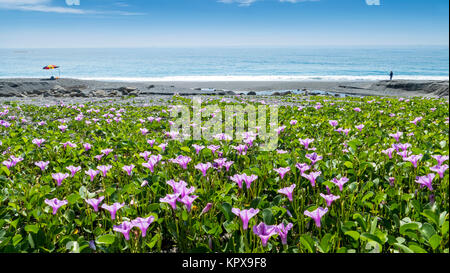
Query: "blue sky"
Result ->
[[0, 0, 448, 48]]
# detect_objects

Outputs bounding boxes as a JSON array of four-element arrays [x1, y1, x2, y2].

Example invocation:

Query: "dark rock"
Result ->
[[148, 85, 155, 89], [247, 91, 257, 95]]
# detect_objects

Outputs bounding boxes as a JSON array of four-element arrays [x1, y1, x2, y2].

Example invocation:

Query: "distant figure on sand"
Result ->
[[389, 71, 394, 81]]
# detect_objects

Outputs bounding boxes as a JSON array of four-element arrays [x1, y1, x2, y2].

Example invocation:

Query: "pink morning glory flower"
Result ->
[[85, 169, 99, 182], [389, 177, 395, 186], [32, 138, 46, 148], [430, 164, 448, 179], [85, 196, 105, 212], [192, 144, 205, 155], [195, 162, 212, 177], [147, 139, 156, 147], [234, 144, 248, 155], [382, 148, 395, 159], [122, 164, 135, 176], [241, 174, 258, 189], [278, 184, 296, 202], [353, 107, 361, 112], [276, 223, 294, 245], [331, 177, 349, 191], [320, 193, 341, 207], [158, 143, 168, 152], [404, 154, 423, 168], [208, 145, 221, 156], [411, 117, 423, 125], [304, 207, 328, 228], [66, 166, 81, 177], [113, 221, 133, 240], [160, 193, 181, 210], [295, 163, 310, 175], [10, 155, 24, 166], [416, 174, 435, 191], [200, 203, 213, 215], [45, 198, 68, 215], [301, 171, 321, 187], [83, 143, 92, 151], [355, 124, 364, 132], [224, 161, 234, 172], [167, 180, 195, 198], [305, 152, 322, 165], [179, 194, 199, 212], [97, 165, 112, 177], [52, 173, 70, 187], [101, 149, 113, 156], [101, 202, 125, 220], [253, 222, 277, 247], [140, 128, 149, 135], [329, 120, 338, 127], [299, 138, 314, 150], [58, 125, 68, 132], [131, 216, 155, 237], [2, 160, 14, 169], [232, 208, 259, 230], [432, 155, 449, 166], [290, 120, 297, 125], [397, 150, 412, 159], [398, 143, 412, 151], [35, 161, 49, 171], [170, 155, 192, 169], [274, 167, 291, 180], [389, 132, 403, 142], [139, 151, 152, 161], [230, 174, 245, 189]]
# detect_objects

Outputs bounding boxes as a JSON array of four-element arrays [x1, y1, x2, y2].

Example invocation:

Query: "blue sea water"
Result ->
[[0, 46, 448, 81]]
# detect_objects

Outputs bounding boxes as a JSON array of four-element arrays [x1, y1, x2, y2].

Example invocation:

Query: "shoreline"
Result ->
[[0, 77, 448, 100]]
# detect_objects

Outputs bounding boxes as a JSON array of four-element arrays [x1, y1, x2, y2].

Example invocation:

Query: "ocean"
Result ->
[[0, 46, 448, 81]]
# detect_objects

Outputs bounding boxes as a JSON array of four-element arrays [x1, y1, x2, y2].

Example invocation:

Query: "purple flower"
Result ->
[[331, 177, 349, 191], [416, 174, 435, 191], [295, 163, 310, 175], [139, 151, 152, 161], [52, 173, 70, 187], [301, 171, 321, 187], [278, 184, 296, 202], [192, 144, 205, 155], [170, 155, 192, 169], [224, 161, 234, 171], [113, 221, 134, 240], [158, 143, 168, 152], [299, 138, 314, 150], [389, 132, 403, 142], [304, 207, 328, 228], [432, 155, 449, 166], [2, 160, 14, 169], [208, 145, 221, 156], [160, 193, 180, 210], [131, 216, 155, 237], [381, 148, 395, 159], [234, 144, 248, 155], [101, 148, 114, 156], [101, 202, 125, 220], [232, 208, 259, 230], [389, 177, 395, 186], [355, 124, 364, 132], [253, 222, 277, 247], [397, 150, 412, 159], [97, 165, 112, 177], [353, 107, 361, 112], [35, 161, 49, 171], [411, 117, 423, 125], [66, 166, 81, 177], [329, 120, 338, 127], [200, 203, 213, 215], [142, 155, 162, 173], [404, 154, 423, 168], [274, 167, 291, 180], [276, 223, 293, 245], [320, 193, 340, 207], [305, 152, 323, 165], [195, 162, 212, 177], [230, 174, 245, 189], [430, 164, 448, 179], [45, 198, 68, 215], [85, 169, 100, 182], [85, 196, 105, 212], [179, 194, 199, 212], [122, 164, 135, 176], [147, 139, 156, 147], [241, 174, 258, 189], [58, 125, 68, 132], [32, 138, 46, 148], [83, 143, 92, 151]]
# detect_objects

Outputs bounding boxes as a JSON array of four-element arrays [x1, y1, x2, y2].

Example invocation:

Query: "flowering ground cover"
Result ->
[[0, 95, 448, 253]]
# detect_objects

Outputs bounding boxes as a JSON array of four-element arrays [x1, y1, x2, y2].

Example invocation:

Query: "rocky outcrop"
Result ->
[[369, 80, 449, 98]]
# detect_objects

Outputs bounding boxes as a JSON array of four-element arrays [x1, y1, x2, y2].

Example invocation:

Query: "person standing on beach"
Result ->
[[389, 71, 394, 81]]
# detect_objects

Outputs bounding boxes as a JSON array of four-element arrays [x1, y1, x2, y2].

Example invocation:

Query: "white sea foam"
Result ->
[[75, 75, 449, 82]]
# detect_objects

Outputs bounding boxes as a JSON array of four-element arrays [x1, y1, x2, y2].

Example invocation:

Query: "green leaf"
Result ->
[[400, 223, 419, 235], [409, 245, 427, 253], [300, 234, 315, 253], [345, 231, 360, 241], [180, 146, 191, 153], [96, 234, 116, 245], [344, 161, 353, 169], [262, 208, 274, 225], [422, 209, 439, 227], [320, 233, 332, 253], [360, 233, 383, 246], [25, 224, 39, 234], [12, 234, 22, 247], [67, 193, 81, 204], [428, 234, 442, 250], [221, 202, 233, 222], [394, 243, 414, 253]]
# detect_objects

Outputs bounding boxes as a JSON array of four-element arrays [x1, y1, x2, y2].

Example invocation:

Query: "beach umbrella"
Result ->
[[43, 65, 60, 79]]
